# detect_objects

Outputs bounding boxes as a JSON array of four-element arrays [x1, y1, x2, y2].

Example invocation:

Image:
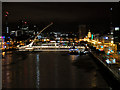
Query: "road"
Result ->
[[2, 51, 110, 88]]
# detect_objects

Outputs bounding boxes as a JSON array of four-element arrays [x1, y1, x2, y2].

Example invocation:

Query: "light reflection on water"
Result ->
[[2, 51, 28, 65], [69, 55, 79, 61], [2, 51, 13, 65], [2, 65, 13, 88], [36, 54, 40, 88], [2, 52, 5, 57], [2, 51, 109, 88]]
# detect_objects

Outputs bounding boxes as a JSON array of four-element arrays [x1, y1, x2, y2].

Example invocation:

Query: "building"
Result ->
[[79, 25, 87, 39], [87, 30, 91, 39], [110, 3, 120, 51], [113, 27, 120, 51]]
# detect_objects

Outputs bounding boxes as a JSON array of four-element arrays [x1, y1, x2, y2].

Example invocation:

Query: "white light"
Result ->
[[98, 42, 101, 44], [115, 27, 119, 31], [119, 68, 120, 71], [11, 31, 15, 33], [50, 41, 56, 43], [105, 37, 108, 39], [110, 8, 112, 11], [113, 59, 116, 63], [111, 41, 114, 44], [111, 32, 113, 34], [106, 59, 110, 64], [7, 27, 9, 33]]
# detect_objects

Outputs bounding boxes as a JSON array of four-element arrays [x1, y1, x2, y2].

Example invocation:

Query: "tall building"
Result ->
[[87, 30, 91, 39], [111, 3, 120, 51], [78, 25, 87, 39], [113, 27, 120, 51], [5, 11, 9, 34]]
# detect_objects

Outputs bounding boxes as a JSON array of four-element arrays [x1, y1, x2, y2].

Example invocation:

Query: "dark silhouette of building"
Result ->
[[112, 2, 120, 51], [79, 25, 87, 39]]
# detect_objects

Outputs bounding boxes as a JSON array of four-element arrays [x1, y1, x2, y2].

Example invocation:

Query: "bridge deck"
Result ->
[[19, 49, 70, 51], [18, 46, 85, 51]]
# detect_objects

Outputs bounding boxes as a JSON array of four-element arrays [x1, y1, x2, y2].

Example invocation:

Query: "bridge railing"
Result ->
[[18, 45, 85, 50]]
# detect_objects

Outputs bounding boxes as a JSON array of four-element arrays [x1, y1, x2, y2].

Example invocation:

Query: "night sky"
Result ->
[[2, 2, 119, 33]]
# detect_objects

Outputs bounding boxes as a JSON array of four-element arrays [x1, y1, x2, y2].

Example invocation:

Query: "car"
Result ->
[[69, 46, 79, 55]]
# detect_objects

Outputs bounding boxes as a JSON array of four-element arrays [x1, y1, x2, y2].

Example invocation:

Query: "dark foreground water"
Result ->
[[2, 51, 110, 88]]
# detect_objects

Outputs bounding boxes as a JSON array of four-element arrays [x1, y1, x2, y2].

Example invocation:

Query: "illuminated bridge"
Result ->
[[18, 45, 85, 51], [18, 22, 86, 52]]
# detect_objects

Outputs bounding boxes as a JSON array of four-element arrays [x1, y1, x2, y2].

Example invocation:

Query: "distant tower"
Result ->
[[110, 8, 114, 34], [21, 20, 29, 30], [5, 11, 9, 34], [79, 25, 87, 39], [109, 7, 114, 44], [88, 29, 91, 39]]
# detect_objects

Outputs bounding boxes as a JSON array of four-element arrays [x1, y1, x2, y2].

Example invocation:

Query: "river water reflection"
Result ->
[[2, 51, 109, 88]]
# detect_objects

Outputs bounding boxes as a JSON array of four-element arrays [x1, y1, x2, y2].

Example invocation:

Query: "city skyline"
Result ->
[[1, 2, 120, 89], [2, 2, 119, 33]]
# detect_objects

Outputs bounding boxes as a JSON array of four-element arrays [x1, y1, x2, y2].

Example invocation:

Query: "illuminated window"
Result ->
[[104, 37, 108, 39], [115, 37, 118, 38], [110, 8, 112, 11], [115, 27, 119, 31], [111, 32, 113, 34]]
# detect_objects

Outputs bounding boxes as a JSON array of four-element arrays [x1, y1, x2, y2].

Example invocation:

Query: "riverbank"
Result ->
[[89, 48, 120, 90]]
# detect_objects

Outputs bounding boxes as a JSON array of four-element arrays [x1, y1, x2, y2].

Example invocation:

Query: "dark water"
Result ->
[[2, 51, 110, 88]]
